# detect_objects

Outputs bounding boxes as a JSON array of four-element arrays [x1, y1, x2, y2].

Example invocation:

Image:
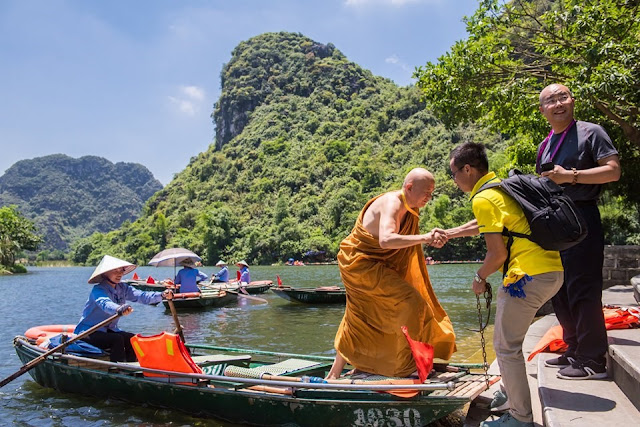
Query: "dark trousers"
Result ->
[[552, 203, 608, 363], [85, 330, 136, 362]]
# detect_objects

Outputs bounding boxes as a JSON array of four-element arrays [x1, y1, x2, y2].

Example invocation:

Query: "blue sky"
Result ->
[[0, 0, 479, 185]]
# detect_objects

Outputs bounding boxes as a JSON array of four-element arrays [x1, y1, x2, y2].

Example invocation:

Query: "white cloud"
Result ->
[[385, 54, 399, 64], [385, 54, 411, 72], [345, 0, 428, 6], [168, 85, 206, 116], [182, 85, 205, 101], [168, 96, 196, 116]]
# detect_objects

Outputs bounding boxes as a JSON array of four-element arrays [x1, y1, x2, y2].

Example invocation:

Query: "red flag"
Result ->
[[401, 326, 434, 383], [277, 275, 283, 287], [146, 276, 156, 284], [132, 272, 139, 280], [236, 270, 241, 282]]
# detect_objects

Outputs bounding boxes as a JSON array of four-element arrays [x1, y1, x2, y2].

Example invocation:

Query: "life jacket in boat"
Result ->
[[527, 305, 640, 361], [130, 332, 202, 381]]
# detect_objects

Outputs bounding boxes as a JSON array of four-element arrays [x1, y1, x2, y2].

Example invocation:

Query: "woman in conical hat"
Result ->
[[212, 260, 229, 283], [236, 260, 251, 284], [174, 257, 208, 293], [74, 255, 173, 362]]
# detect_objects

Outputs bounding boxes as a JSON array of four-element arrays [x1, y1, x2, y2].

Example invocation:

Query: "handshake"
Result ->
[[425, 228, 448, 248]]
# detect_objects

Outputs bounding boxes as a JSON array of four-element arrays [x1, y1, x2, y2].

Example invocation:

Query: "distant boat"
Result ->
[[161, 289, 236, 310], [12, 335, 494, 426], [125, 278, 176, 292], [200, 280, 273, 295], [271, 286, 346, 304]]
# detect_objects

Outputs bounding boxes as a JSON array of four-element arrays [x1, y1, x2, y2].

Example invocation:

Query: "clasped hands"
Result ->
[[425, 228, 448, 248]]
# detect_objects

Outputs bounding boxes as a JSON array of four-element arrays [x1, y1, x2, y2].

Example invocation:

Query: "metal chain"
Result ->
[[475, 290, 490, 390]]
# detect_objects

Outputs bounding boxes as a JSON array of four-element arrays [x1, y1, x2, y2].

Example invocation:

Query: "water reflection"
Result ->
[[0, 264, 497, 425]]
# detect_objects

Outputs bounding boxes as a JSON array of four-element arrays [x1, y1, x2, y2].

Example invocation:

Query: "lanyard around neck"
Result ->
[[536, 120, 576, 173]]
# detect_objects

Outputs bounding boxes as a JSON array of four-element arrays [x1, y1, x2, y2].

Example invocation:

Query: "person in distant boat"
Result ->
[[326, 168, 456, 380], [236, 260, 250, 283], [445, 142, 563, 427], [75, 255, 173, 362], [174, 258, 208, 293], [212, 260, 229, 282]]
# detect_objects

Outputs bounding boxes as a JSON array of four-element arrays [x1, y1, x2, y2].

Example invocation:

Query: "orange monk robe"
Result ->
[[334, 195, 456, 378]]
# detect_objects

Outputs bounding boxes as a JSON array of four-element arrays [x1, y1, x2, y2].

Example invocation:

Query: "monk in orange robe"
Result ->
[[326, 168, 456, 379]]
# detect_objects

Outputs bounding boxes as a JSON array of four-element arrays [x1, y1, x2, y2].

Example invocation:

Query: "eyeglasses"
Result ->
[[450, 167, 462, 180], [542, 93, 571, 107]]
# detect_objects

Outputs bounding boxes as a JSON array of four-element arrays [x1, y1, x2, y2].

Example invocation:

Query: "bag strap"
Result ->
[[475, 178, 534, 277]]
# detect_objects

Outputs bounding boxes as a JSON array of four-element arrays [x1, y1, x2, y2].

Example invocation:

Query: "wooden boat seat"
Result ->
[[223, 358, 326, 379], [123, 353, 251, 368]]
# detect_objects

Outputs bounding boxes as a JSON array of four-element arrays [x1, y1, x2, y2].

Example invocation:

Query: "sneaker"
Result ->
[[480, 413, 533, 427], [544, 354, 575, 368], [557, 359, 607, 380], [490, 390, 510, 412]]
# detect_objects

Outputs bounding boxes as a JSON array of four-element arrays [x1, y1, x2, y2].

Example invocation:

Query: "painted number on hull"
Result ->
[[352, 408, 421, 427]]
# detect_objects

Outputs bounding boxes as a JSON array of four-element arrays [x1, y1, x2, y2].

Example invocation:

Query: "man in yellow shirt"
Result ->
[[446, 142, 563, 427]]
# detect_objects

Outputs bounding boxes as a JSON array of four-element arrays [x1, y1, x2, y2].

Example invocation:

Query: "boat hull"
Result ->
[[271, 287, 346, 304], [14, 338, 468, 426], [161, 292, 237, 310]]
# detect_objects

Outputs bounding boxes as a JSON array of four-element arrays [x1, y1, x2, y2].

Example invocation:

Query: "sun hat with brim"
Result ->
[[88, 255, 137, 284], [180, 258, 196, 266], [215, 260, 227, 267], [236, 260, 249, 267]]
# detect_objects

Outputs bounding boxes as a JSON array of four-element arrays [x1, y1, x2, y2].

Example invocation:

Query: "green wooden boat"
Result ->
[[126, 279, 176, 292], [271, 286, 347, 304], [200, 280, 273, 295], [161, 290, 237, 310], [13, 337, 494, 426]]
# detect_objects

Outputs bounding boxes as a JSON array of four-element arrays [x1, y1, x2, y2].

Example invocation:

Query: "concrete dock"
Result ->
[[468, 278, 640, 426]]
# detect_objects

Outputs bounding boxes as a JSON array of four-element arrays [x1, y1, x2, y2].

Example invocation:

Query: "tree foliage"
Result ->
[[0, 154, 163, 251], [71, 32, 509, 265], [415, 0, 640, 241], [0, 205, 42, 267]]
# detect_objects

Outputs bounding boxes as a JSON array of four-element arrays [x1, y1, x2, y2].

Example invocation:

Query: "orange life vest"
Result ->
[[528, 305, 640, 361], [130, 332, 202, 381]]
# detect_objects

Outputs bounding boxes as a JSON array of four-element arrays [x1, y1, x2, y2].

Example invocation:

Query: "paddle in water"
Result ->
[[166, 293, 186, 343], [0, 312, 122, 388]]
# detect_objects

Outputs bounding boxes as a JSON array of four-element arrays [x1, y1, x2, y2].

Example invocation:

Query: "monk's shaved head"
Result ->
[[403, 168, 434, 188], [403, 168, 435, 209]]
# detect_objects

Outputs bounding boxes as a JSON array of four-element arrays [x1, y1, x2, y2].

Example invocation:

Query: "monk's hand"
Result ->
[[427, 228, 448, 248]]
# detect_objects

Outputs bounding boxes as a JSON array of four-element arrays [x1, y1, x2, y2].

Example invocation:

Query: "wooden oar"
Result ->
[[166, 296, 185, 343], [0, 312, 122, 388], [223, 366, 419, 385]]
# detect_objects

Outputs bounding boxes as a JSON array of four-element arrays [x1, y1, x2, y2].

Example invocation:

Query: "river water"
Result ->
[[0, 264, 497, 426]]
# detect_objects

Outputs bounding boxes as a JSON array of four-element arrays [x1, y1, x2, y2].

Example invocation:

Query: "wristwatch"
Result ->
[[474, 272, 486, 284]]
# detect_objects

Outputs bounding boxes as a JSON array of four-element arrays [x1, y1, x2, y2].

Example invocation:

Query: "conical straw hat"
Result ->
[[215, 260, 227, 267], [88, 255, 137, 284]]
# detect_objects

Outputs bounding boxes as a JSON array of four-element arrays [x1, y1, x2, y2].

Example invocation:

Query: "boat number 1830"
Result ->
[[352, 408, 421, 427]]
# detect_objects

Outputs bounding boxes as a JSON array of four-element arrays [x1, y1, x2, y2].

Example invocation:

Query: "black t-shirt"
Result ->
[[537, 120, 618, 202]]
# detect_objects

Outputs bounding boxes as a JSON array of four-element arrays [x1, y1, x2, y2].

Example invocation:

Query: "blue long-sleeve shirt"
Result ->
[[174, 266, 208, 293], [213, 266, 229, 282], [74, 281, 163, 334], [239, 266, 250, 283]]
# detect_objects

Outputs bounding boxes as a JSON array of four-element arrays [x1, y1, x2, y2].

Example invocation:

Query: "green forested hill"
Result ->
[[71, 32, 509, 266], [0, 154, 162, 251]]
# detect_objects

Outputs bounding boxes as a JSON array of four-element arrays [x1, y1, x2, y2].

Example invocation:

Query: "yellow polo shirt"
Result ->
[[471, 172, 563, 286]]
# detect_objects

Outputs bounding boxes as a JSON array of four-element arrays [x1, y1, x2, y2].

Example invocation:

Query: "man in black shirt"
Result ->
[[536, 83, 621, 380]]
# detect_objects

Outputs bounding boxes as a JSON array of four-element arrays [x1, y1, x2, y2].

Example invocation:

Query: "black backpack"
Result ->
[[475, 169, 587, 274]]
